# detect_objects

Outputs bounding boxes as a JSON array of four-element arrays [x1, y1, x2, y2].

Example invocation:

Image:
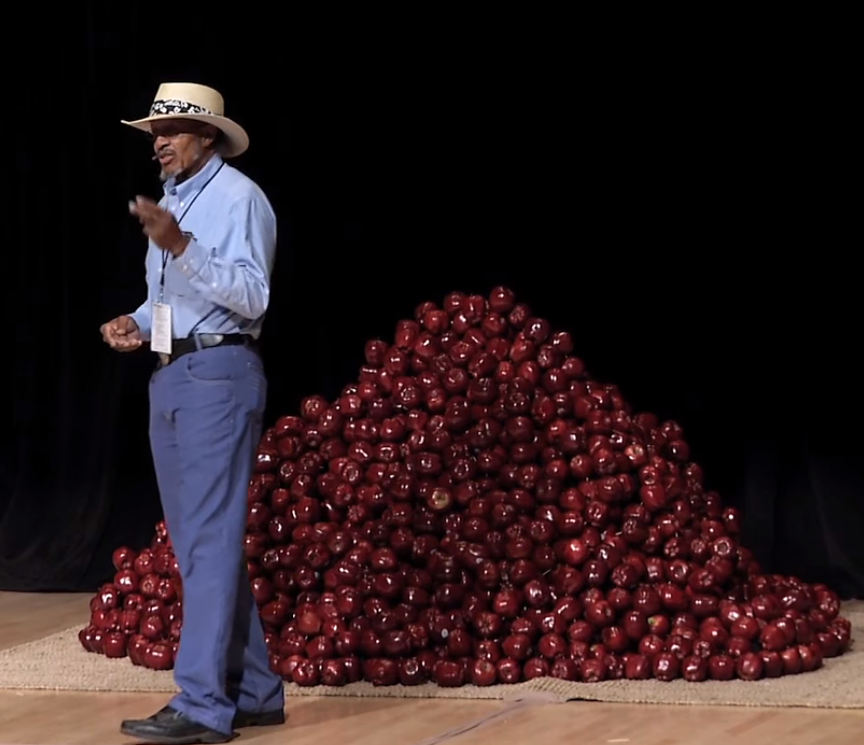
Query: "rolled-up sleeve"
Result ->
[[127, 255, 152, 339]]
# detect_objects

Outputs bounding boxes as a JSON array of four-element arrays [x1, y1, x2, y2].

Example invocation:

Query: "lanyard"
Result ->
[[159, 161, 225, 300]]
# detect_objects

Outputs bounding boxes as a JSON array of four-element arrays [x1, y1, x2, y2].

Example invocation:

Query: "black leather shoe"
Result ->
[[233, 707, 285, 727], [120, 706, 234, 744]]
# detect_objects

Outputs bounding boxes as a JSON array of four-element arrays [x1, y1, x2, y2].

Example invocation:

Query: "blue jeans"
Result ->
[[148, 344, 284, 736]]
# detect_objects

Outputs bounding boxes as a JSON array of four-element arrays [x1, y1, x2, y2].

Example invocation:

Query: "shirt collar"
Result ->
[[163, 153, 224, 200]]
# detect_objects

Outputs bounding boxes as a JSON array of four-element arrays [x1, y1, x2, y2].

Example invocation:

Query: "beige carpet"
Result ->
[[0, 602, 861, 709]]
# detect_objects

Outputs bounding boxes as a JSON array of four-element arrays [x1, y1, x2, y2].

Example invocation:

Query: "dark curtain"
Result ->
[[2, 10, 860, 598]]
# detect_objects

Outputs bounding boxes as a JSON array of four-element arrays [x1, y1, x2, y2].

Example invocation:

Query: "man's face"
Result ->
[[150, 119, 216, 181]]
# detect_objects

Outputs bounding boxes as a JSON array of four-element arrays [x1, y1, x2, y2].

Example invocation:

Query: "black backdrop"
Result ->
[[2, 12, 860, 599]]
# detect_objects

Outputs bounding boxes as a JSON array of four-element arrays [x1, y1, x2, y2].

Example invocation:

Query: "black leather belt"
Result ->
[[156, 334, 256, 366]]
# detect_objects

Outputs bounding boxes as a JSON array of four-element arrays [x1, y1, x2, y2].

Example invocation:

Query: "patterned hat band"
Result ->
[[149, 99, 216, 117]]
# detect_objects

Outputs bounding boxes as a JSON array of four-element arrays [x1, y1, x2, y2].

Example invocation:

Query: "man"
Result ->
[[100, 82, 285, 744]]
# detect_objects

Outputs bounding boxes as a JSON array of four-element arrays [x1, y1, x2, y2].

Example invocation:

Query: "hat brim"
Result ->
[[120, 113, 249, 158]]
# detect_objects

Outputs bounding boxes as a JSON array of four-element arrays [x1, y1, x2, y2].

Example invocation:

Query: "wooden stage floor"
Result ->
[[0, 591, 861, 744]]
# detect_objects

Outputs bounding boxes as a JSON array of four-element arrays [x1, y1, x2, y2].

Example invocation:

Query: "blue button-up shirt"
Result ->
[[128, 153, 277, 340]]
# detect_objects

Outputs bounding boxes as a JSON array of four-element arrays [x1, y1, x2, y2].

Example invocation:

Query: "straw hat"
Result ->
[[121, 82, 249, 157]]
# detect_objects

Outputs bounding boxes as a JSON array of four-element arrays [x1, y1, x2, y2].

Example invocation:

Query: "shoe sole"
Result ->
[[232, 709, 286, 728], [119, 724, 233, 744]]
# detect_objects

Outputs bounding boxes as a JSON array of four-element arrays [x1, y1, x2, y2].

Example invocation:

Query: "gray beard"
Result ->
[[158, 143, 208, 183], [160, 164, 192, 183]]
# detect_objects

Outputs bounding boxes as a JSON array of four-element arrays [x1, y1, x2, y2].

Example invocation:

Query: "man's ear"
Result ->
[[202, 124, 220, 149]]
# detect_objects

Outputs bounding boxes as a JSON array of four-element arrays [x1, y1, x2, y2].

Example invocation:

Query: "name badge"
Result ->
[[151, 302, 173, 354]]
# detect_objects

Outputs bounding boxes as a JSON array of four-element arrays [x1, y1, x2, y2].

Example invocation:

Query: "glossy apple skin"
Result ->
[[77, 285, 854, 686]]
